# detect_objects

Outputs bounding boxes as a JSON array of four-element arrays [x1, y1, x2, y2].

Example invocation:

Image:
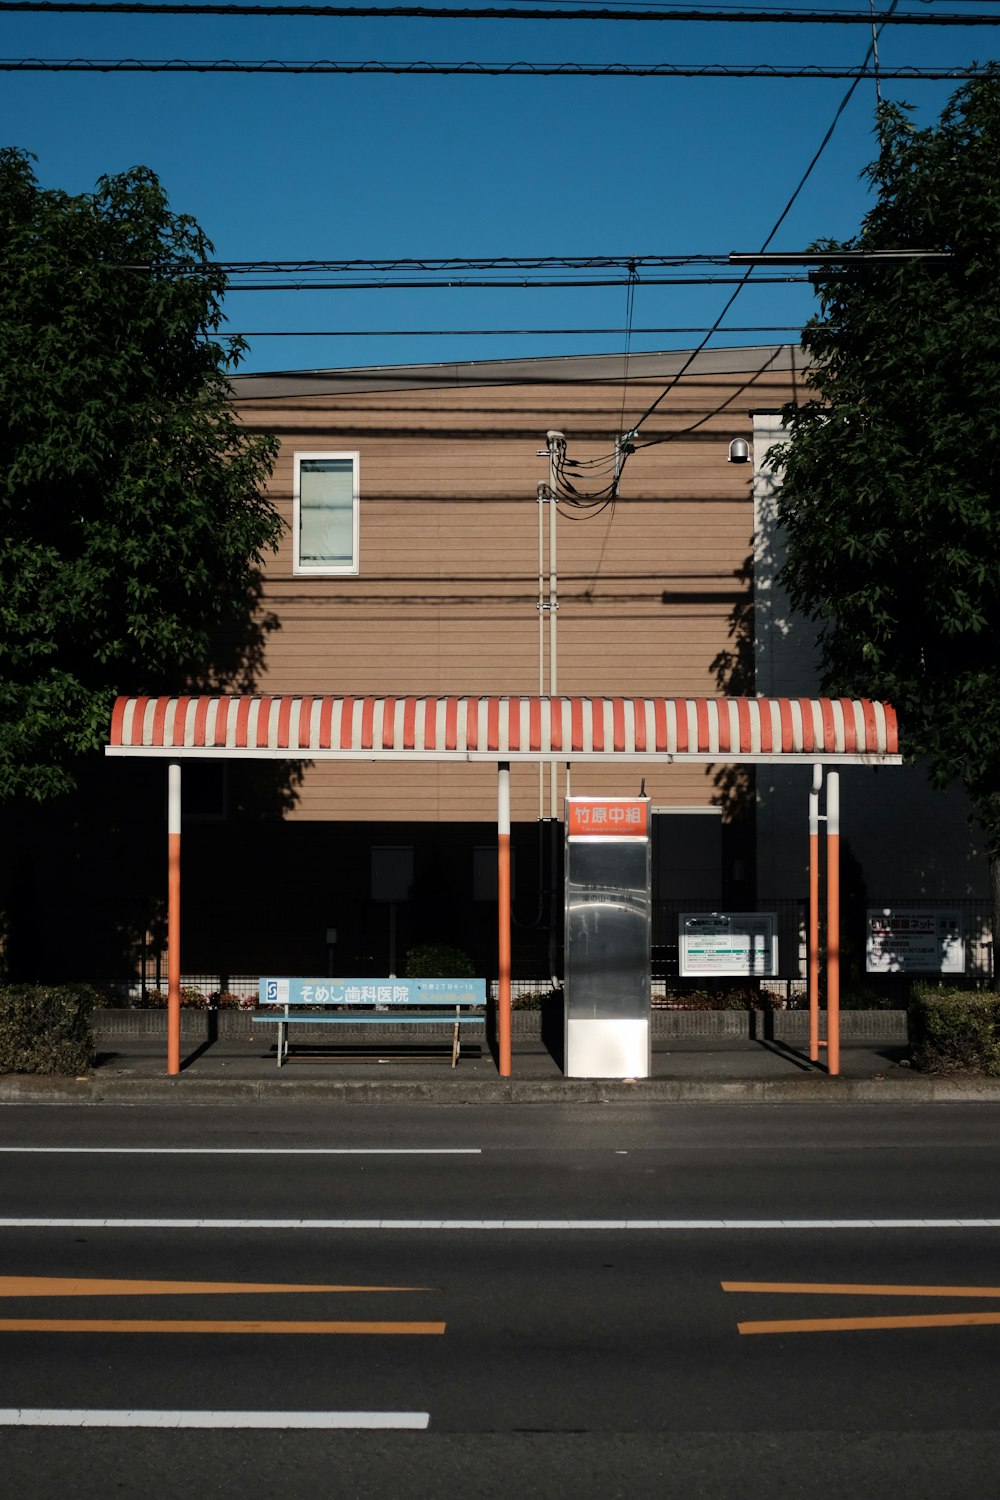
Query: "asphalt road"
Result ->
[[3, 1101, 1000, 1498]]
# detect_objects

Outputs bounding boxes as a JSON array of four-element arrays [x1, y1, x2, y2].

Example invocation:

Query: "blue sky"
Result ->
[[2, 1, 997, 372]]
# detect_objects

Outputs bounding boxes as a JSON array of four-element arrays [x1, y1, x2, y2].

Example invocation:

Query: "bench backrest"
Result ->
[[259, 977, 486, 1008]]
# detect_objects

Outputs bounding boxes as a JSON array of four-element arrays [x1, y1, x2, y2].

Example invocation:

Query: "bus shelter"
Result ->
[[106, 693, 901, 1079]]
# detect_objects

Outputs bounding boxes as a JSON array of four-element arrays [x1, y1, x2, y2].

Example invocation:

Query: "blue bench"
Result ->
[[253, 977, 487, 1068]]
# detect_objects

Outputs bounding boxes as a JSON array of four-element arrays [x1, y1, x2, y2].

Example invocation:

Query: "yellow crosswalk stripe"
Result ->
[[738, 1311, 1000, 1335], [0, 1276, 425, 1297], [723, 1281, 1000, 1298], [0, 1319, 445, 1335]]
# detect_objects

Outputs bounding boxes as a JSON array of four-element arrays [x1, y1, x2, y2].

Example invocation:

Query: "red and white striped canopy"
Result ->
[[107, 695, 900, 764]]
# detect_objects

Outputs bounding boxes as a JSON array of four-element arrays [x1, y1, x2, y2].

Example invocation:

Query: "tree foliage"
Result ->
[[0, 148, 281, 801], [772, 69, 1000, 900]]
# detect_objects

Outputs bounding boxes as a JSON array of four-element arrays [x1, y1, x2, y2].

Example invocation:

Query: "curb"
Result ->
[[4, 1074, 1000, 1106]]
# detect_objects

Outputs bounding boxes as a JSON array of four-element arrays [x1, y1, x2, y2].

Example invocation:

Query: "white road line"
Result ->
[[0, 1148, 481, 1156], [0, 1409, 430, 1429], [1, 1218, 999, 1231]]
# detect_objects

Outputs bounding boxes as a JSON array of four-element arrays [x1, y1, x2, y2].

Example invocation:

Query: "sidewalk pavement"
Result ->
[[3, 1029, 1000, 1104]]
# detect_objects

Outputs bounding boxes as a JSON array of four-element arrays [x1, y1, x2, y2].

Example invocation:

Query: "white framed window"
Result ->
[[293, 451, 360, 575]]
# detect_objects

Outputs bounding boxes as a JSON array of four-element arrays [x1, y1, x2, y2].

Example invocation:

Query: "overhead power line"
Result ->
[[605, 0, 901, 492], [729, 249, 954, 264], [115, 251, 944, 277], [121, 251, 797, 287], [3, 1, 998, 21], [1, 56, 985, 76], [113, 252, 942, 278], [211, 254, 735, 272], [218, 274, 810, 288], [223, 325, 808, 335]]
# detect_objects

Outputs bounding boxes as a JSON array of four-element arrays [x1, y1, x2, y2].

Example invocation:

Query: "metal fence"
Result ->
[[33, 896, 993, 1002], [116, 973, 260, 1006]]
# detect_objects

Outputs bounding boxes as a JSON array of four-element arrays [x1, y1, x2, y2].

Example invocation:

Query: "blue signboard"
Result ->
[[259, 977, 486, 1007]]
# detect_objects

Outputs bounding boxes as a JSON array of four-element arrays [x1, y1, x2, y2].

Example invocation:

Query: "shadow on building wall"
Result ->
[[707, 552, 757, 907]]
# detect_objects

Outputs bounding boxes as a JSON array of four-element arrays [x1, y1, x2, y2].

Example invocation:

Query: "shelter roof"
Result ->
[[107, 695, 899, 765]]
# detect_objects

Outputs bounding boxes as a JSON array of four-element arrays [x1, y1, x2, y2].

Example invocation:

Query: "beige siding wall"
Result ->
[[235, 364, 799, 822]]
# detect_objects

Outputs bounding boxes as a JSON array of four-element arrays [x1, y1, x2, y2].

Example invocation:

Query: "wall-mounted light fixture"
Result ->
[[728, 438, 751, 464]]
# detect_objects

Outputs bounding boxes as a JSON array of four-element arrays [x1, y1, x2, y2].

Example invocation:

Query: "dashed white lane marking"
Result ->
[[1, 1219, 999, 1231], [0, 1409, 429, 1429], [0, 1148, 480, 1156]]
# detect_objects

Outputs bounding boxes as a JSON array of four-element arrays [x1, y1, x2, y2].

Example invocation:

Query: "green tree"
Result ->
[[0, 148, 281, 801], [772, 68, 1000, 980]]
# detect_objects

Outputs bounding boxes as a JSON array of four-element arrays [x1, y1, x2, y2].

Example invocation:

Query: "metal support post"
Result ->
[[537, 481, 546, 820], [809, 764, 822, 1063], [498, 761, 512, 1078], [167, 761, 181, 1077], [546, 432, 564, 820], [826, 771, 841, 1077]]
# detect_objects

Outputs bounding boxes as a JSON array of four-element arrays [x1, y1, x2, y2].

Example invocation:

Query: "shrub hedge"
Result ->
[[0, 984, 96, 1075], [908, 984, 1000, 1075], [143, 988, 250, 1009], [662, 985, 783, 1012]]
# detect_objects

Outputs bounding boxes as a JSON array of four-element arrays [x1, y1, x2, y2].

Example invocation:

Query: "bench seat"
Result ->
[[253, 978, 487, 1068]]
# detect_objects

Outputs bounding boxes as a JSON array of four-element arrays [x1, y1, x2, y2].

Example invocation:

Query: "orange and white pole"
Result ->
[[167, 761, 181, 1076], [498, 761, 512, 1078], [808, 764, 822, 1063], [826, 770, 840, 1077]]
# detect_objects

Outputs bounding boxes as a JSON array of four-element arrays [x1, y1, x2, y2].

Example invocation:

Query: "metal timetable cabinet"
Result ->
[[564, 797, 651, 1078]]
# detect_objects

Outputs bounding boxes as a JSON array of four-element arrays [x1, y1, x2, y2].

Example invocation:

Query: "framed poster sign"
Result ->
[[679, 912, 778, 978], [866, 910, 965, 974]]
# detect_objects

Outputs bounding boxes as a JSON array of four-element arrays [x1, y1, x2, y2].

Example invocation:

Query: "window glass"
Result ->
[[295, 454, 358, 572]]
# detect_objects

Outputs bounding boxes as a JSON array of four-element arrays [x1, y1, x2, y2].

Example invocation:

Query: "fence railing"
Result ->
[[118, 974, 260, 1006], [77, 896, 995, 1003]]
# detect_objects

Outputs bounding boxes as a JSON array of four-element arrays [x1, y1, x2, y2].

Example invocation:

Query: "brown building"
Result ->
[[3, 342, 985, 991], [232, 345, 803, 798], [213, 344, 802, 981]]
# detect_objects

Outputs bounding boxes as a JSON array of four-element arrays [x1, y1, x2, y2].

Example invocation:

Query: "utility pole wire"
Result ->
[[869, 0, 883, 109], [2, 1, 998, 21], [613, 0, 901, 479], [0, 57, 985, 76], [113, 252, 945, 275], [153, 254, 787, 272], [216, 274, 810, 288], [220, 324, 808, 335]]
